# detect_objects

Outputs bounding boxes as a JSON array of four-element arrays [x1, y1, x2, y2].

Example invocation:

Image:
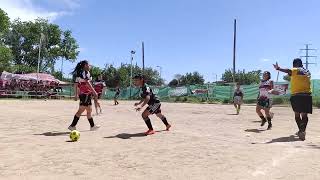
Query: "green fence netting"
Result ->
[[60, 80, 320, 101]]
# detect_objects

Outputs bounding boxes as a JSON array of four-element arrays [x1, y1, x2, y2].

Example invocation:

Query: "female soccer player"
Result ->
[[273, 58, 312, 141], [256, 71, 274, 130], [68, 60, 100, 131], [233, 83, 244, 115], [93, 74, 106, 115], [114, 86, 120, 105], [133, 74, 171, 135]]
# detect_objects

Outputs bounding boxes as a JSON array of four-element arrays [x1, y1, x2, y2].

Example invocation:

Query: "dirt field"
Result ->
[[0, 100, 320, 180]]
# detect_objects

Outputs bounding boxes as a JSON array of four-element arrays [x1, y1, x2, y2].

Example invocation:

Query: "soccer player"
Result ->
[[114, 86, 120, 105], [68, 60, 100, 131], [233, 83, 244, 115], [256, 71, 274, 130], [93, 74, 106, 115], [273, 58, 312, 140], [133, 74, 171, 135]]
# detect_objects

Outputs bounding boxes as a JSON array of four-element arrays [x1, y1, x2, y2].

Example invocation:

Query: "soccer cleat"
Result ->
[[68, 126, 76, 131], [90, 125, 101, 131], [267, 122, 272, 130], [261, 119, 267, 127], [297, 131, 306, 141], [166, 124, 172, 131], [145, 130, 155, 135]]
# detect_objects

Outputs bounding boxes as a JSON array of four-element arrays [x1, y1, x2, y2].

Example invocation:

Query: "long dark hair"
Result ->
[[72, 60, 88, 82], [133, 74, 145, 85]]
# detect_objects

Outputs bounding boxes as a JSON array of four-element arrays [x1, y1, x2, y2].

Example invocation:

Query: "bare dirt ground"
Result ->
[[0, 100, 320, 180]]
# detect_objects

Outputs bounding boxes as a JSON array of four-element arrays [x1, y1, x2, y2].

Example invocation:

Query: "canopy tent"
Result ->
[[0, 71, 68, 84]]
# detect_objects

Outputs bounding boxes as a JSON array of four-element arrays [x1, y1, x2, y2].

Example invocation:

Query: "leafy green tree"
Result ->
[[168, 79, 179, 87], [4, 18, 79, 73], [179, 71, 205, 85], [90, 66, 103, 81], [222, 69, 261, 85], [0, 46, 13, 72], [0, 8, 10, 38]]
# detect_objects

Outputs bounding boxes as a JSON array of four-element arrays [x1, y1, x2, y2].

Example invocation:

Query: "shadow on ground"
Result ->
[[104, 132, 146, 139], [34, 131, 70, 136], [266, 135, 301, 144], [245, 129, 266, 133]]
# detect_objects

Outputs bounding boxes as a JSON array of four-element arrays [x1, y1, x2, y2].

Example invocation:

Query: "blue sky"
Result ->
[[1, 0, 320, 82]]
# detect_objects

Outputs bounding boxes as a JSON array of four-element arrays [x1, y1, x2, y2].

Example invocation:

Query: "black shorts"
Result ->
[[114, 93, 120, 99], [257, 98, 272, 109], [79, 94, 92, 106], [97, 93, 102, 99], [290, 95, 312, 114], [146, 102, 161, 114]]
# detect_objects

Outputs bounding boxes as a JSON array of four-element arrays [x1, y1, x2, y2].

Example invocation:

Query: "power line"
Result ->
[[300, 44, 317, 70]]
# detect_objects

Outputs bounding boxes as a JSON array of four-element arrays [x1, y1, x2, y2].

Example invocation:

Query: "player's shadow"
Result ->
[[227, 113, 238, 116], [34, 131, 70, 136], [265, 135, 301, 144], [244, 129, 266, 133], [252, 120, 262, 123], [104, 132, 146, 139], [306, 144, 320, 149]]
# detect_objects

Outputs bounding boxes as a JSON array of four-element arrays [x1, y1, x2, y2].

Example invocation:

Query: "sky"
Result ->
[[1, 0, 320, 82]]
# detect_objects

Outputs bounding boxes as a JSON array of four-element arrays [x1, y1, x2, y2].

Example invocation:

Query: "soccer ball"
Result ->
[[70, 130, 80, 141]]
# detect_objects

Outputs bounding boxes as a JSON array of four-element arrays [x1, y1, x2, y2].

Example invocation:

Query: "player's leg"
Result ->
[[68, 106, 86, 131], [156, 112, 171, 131], [86, 105, 100, 131], [264, 107, 272, 130], [256, 104, 266, 126], [142, 108, 154, 135]]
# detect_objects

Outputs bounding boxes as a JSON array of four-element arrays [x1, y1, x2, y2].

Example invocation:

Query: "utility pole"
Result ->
[[232, 19, 237, 83], [130, 50, 135, 99], [300, 44, 317, 70], [142, 42, 145, 75]]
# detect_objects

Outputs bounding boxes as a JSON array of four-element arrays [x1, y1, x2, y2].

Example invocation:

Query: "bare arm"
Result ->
[[140, 95, 150, 108], [273, 62, 292, 75], [74, 83, 78, 100], [85, 80, 98, 97]]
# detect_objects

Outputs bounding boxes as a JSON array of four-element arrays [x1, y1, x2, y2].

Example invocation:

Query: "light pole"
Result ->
[[37, 27, 44, 82], [61, 45, 66, 80], [156, 66, 162, 79], [213, 73, 218, 83], [130, 50, 135, 98]]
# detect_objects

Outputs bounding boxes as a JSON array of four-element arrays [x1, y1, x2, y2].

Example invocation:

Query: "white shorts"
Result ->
[[234, 96, 243, 105]]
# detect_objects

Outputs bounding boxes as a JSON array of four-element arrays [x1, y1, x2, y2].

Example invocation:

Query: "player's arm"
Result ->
[[241, 90, 244, 100], [135, 95, 150, 111], [140, 95, 150, 108], [74, 83, 79, 101], [85, 80, 98, 98], [273, 62, 292, 75]]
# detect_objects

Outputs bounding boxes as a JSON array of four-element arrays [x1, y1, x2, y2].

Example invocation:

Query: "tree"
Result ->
[[4, 17, 79, 73], [100, 64, 164, 88], [90, 66, 103, 81], [179, 71, 205, 85], [0, 45, 13, 72], [222, 69, 261, 85], [59, 30, 79, 76], [0, 9, 12, 73], [0, 8, 10, 38], [283, 75, 291, 82], [168, 79, 179, 87]]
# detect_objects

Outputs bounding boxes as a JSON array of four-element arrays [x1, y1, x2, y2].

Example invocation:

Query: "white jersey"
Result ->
[[258, 80, 272, 99]]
